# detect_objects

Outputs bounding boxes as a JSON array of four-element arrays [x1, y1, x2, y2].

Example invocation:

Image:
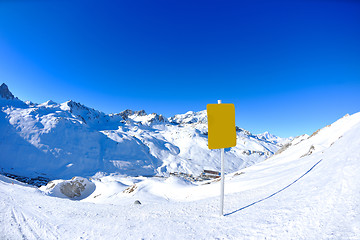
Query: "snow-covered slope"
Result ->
[[0, 110, 359, 239], [0, 83, 287, 179], [87, 111, 360, 203]]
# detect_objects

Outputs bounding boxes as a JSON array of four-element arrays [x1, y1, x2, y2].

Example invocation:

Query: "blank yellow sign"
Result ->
[[207, 103, 236, 149]]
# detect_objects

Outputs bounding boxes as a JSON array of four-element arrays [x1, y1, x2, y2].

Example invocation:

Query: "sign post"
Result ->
[[207, 100, 236, 216], [219, 100, 225, 216]]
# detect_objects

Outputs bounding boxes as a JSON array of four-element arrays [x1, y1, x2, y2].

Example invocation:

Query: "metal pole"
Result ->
[[220, 148, 225, 216], [218, 99, 225, 216]]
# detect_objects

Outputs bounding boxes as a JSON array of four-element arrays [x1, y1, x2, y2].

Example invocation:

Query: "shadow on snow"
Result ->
[[225, 159, 323, 216]]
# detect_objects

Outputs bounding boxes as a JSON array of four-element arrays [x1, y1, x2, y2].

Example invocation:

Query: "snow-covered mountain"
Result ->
[[0, 88, 359, 239], [0, 83, 288, 179]]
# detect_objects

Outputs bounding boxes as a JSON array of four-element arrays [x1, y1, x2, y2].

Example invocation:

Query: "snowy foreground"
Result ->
[[1, 113, 360, 239]]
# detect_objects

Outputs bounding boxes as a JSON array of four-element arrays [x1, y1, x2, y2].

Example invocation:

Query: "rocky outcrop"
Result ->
[[0, 83, 15, 100], [42, 177, 96, 200]]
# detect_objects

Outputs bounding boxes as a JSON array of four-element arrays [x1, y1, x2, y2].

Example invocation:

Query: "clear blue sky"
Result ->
[[1, 0, 359, 137]]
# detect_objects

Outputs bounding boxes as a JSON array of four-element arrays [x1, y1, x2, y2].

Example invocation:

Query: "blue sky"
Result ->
[[1, 0, 359, 137]]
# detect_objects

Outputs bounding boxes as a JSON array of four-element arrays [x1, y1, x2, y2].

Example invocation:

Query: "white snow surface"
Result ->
[[1, 111, 360, 239], [1, 89, 287, 179]]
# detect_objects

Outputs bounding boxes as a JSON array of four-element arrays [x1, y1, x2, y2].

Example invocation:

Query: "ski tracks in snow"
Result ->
[[0, 183, 60, 240], [9, 205, 60, 240]]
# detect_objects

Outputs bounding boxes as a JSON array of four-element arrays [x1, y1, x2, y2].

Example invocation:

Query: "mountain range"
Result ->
[[0, 83, 289, 179]]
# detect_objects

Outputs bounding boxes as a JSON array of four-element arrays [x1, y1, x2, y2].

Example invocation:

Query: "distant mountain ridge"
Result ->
[[0, 83, 289, 179]]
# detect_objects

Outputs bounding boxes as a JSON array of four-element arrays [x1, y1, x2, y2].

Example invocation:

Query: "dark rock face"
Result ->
[[118, 109, 147, 120], [0, 83, 15, 100]]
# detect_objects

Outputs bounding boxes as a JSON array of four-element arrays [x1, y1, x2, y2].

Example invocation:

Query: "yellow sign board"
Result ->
[[207, 103, 236, 149]]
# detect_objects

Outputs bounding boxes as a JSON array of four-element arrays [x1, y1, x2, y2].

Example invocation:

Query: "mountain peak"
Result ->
[[61, 100, 91, 111], [0, 83, 15, 100], [169, 110, 207, 125], [117, 109, 147, 120], [38, 100, 57, 107]]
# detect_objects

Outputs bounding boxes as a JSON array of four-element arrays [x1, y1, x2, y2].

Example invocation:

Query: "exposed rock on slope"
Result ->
[[0, 83, 15, 100], [40, 177, 96, 200]]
